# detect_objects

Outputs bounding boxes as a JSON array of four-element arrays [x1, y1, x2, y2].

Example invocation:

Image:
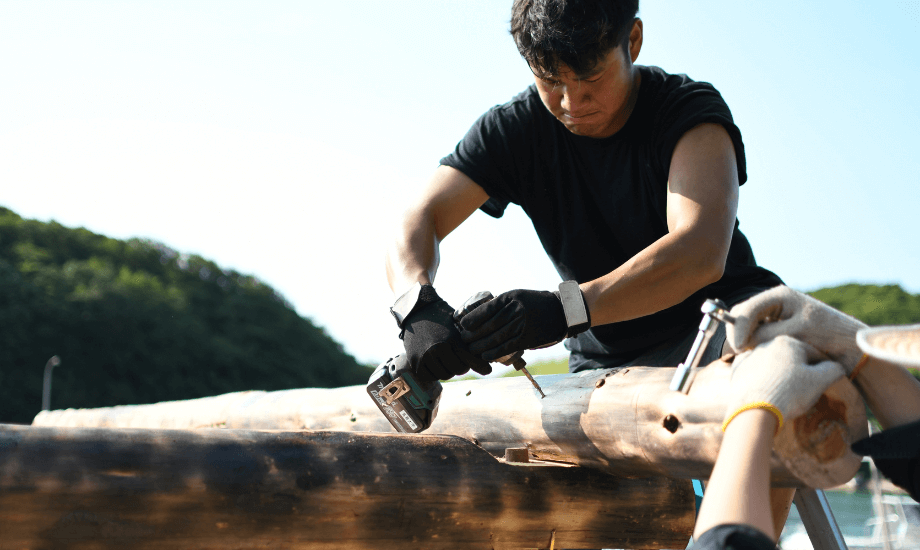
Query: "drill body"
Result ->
[[366, 354, 442, 433], [368, 289, 547, 433]]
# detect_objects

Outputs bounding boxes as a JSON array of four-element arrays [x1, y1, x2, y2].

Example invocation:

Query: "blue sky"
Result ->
[[1, 1, 918, 367]]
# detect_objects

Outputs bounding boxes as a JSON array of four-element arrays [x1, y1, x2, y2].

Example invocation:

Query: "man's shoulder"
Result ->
[[465, 83, 554, 149], [483, 84, 544, 123], [633, 65, 747, 185], [637, 65, 724, 103], [634, 65, 737, 140]]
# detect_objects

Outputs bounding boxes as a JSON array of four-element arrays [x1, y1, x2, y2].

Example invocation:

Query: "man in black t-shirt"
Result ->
[[385, 0, 781, 383]]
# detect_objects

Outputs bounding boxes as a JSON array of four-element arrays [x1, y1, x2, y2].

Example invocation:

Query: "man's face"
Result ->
[[533, 45, 640, 139]]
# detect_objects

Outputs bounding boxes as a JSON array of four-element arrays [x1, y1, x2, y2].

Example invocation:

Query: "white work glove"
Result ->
[[726, 285, 867, 373], [723, 335, 846, 432]]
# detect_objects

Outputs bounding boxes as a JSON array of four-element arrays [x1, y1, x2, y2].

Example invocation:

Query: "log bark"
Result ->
[[0, 424, 694, 549], [34, 360, 868, 488]]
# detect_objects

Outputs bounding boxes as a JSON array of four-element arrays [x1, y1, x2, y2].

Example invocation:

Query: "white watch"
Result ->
[[557, 280, 590, 337]]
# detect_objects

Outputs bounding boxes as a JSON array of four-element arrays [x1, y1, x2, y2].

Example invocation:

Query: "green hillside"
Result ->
[[808, 284, 920, 325], [0, 207, 370, 423]]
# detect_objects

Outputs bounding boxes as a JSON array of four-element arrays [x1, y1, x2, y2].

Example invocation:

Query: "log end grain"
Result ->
[[774, 377, 866, 488]]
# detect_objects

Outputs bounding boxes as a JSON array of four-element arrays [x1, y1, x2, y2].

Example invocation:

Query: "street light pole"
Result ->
[[41, 356, 61, 411]]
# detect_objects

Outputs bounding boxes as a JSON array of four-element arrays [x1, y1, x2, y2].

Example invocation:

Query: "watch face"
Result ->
[[558, 281, 589, 332]]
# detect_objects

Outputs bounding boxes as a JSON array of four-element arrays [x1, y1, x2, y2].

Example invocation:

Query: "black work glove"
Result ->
[[458, 289, 567, 362], [400, 285, 492, 383]]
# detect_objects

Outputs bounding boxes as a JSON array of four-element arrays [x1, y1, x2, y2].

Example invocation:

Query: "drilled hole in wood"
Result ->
[[663, 414, 680, 433]]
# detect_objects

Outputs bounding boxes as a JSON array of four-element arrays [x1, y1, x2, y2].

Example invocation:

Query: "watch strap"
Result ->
[[556, 280, 590, 338]]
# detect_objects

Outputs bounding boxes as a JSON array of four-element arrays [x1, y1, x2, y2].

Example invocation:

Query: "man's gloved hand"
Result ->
[[399, 285, 492, 382], [723, 335, 846, 432], [457, 288, 567, 362], [727, 285, 867, 373]]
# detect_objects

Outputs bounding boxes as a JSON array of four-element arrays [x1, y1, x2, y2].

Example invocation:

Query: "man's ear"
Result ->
[[628, 18, 643, 63]]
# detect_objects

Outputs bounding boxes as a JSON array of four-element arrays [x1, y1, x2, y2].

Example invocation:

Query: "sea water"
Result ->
[[780, 490, 920, 549], [784, 490, 875, 538]]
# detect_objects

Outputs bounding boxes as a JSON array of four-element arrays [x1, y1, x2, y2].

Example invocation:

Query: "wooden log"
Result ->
[[0, 424, 694, 549], [34, 360, 868, 488]]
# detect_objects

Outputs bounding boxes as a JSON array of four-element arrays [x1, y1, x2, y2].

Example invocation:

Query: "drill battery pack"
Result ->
[[366, 354, 442, 433]]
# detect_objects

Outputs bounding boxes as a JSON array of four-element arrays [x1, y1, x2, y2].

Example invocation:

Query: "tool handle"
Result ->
[[507, 353, 527, 371], [669, 298, 733, 393]]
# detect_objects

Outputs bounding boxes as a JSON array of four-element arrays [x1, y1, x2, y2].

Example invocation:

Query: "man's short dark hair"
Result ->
[[510, 0, 639, 79]]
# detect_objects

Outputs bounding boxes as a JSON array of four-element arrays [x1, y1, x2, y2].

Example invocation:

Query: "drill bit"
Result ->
[[519, 364, 546, 398], [454, 290, 548, 398], [506, 354, 546, 398]]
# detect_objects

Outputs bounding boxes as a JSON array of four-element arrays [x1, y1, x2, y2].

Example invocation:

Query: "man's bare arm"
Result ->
[[385, 165, 489, 298], [581, 122, 739, 325], [854, 359, 920, 429]]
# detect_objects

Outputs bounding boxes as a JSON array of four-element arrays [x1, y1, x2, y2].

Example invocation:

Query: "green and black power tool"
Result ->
[[366, 290, 546, 433], [366, 354, 442, 434]]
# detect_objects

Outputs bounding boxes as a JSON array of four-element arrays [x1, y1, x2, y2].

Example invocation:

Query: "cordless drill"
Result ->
[[366, 354, 442, 434], [367, 290, 546, 433]]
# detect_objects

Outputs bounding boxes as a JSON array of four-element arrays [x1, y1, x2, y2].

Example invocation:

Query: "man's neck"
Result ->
[[598, 68, 642, 138]]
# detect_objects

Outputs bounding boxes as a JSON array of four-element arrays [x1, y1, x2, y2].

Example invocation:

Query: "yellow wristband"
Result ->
[[722, 401, 784, 433], [849, 354, 870, 381]]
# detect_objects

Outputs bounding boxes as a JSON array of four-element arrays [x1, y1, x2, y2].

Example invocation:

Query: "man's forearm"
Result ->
[[583, 122, 738, 328], [385, 207, 440, 298], [581, 229, 726, 326], [854, 358, 920, 429], [385, 166, 490, 298]]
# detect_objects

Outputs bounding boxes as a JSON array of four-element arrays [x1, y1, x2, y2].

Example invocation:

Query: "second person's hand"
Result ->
[[727, 285, 866, 373], [723, 335, 846, 432]]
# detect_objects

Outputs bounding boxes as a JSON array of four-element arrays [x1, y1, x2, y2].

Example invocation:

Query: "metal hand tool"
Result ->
[[671, 299, 848, 550], [669, 298, 736, 393]]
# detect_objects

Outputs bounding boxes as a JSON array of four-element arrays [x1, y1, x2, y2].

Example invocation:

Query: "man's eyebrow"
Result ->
[[576, 66, 606, 80]]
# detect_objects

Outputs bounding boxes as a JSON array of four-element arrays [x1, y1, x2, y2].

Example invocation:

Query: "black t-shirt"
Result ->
[[853, 419, 920, 502], [441, 65, 782, 357], [692, 524, 777, 550], [875, 456, 920, 502]]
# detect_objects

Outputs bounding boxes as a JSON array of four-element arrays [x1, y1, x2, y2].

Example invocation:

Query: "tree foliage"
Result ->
[[0, 207, 370, 424], [808, 283, 920, 326]]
